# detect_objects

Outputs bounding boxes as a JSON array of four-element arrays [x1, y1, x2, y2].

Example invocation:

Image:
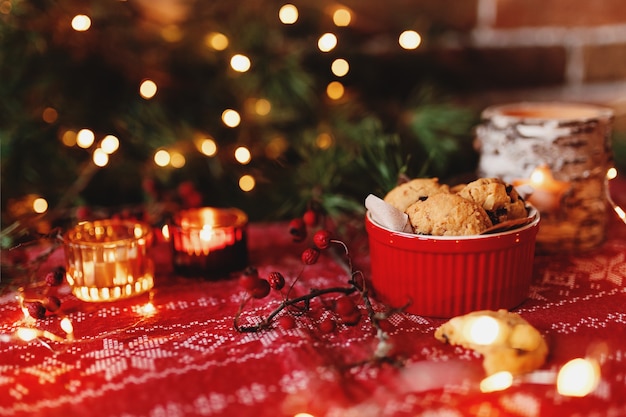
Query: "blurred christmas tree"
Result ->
[[0, 0, 479, 246]]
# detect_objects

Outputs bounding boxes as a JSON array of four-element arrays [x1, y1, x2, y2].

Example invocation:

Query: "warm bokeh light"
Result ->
[[204, 32, 229, 50], [255, 98, 271, 116], [332, 8, 352, 27], [61, 130, 77, 147], [331, 58, 349, 77], [199, 138, 218, 156], [480, 371, 513, 393], [315, 132, 333, 149], [265, 136, 288, 159], [16, 328, 38, 342], [234, 146, 252, 164], [465, 315, 500, 345], [139, 302, 157, 317], [71, 14, 91, 32], [154, 149, 171, 167], [92, 148, 109, 167], [239, 174, 255, 192], [60, 317, 74, 336], [100, 135, 120, 154], [32, 198, 48, 214], [161, 224, 170, 240], [607, 167, 617, 180], [169, 151, 186, 168], [230, 54, 251, 72], [293, 413, 315, 417], [222, 109, 241, 127], [278, 4, 298, 24], [318, 33, 338, 52], [139, 79, 158, 99], [326, 81, 344, 100], [161, 25, 183, 42], [76, 128, 95, 148], [399, 30, 422, 50], [557, 358, 600, 397], [42, 107, 58, 123]]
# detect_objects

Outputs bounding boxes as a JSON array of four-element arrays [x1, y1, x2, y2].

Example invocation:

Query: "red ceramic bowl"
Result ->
[[365, 210, 540, 318]]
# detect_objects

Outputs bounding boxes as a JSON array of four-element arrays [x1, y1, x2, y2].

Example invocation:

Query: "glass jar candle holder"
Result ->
[[63, 220, 155, 302], [475, 101, 614, 253], [169, 207, 248, 277]]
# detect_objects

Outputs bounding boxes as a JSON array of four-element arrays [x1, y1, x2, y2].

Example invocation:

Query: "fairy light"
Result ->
[[326, 81, 344, 100], [138, 302, 157, 317], [71, 14, 91, 32], [139, 79, 158, 99], [234, 146, 251, 164], [557, 358, 600, 397], [332, 8, 352, 27], [32, 198, 48, 214], [199, 138, 218, 156], [255, 98, 271, 116], [480, 371, 513, 393], [204, 32, 229, 50], [230, 54, 251, 72], [606, 167, 626, 224], [239, 175, 255, 192], [154, 149, 171, 167], [92, 148, 109, 167], [76, 129, 95, 148], [61, 130, 77, 147], [42, 107, 58, 123], [222, 109, 241, 127], [161, 224, 170, 240], [465, 315, 501, 345], [331, 58, 349, 77], [100, 135, 120, 154], [399, 30, 422, 49], [318, 33, 337, 52], [16, 328, 39, 342], [169, 151, 186, 168], [315, 133, 333, 149], [278, 4, 298, 24]]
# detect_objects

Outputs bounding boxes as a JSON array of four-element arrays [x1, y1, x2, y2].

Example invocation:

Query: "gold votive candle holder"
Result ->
[[63, 220, 155, 302], [169, 207, 248, 277]]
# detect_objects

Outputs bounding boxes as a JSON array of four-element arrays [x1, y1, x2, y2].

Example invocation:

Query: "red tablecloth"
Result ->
[[1, 182, 625, 417]]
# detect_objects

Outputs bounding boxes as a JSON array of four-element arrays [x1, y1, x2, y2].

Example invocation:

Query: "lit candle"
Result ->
[[63, 220, 154, 302], [170, 207, 248, 277], [514, 165, 570, 213]]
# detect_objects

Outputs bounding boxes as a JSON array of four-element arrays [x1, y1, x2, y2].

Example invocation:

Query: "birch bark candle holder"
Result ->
[[169, 207, 248, 277], [475, 102, 614, 253], [63, 220, 155, 302]]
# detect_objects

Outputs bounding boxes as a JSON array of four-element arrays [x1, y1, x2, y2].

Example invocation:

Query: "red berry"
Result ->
[[303, 209, 318, 227], [43, 295, 61, 312], [288, 218, 307, 243], [239, 267, 260, 291], [267, 271, 285, 290], [25, 301, 46, 319], [318, 316, 336, 334], [313, 230, 332, 250], [339, 311, 361, 326], [334, 297, 357, 316], [250, 279, 271, 299], [45, 266, 66, 287], [301, 248, 320, 265], [276, 315, 296, 330]]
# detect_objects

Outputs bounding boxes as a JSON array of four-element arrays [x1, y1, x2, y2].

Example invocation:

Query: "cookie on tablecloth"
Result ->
[[406, 193, 493, 236], [383, 178, 450, 213], [434, 309, 548, 375], [456, 178, 527, 225]]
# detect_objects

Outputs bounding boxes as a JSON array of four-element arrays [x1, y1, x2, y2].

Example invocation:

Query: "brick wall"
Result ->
[[344, 0, 626, 97]]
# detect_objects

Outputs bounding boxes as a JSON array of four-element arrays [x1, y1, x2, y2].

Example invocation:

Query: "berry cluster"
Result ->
[[234, 215, 402, 356], [21, 266, 65, 320]]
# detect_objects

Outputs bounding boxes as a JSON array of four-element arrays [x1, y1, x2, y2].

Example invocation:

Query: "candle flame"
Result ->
[[557, 358, 600, 397], [480, 371, 513, 393]]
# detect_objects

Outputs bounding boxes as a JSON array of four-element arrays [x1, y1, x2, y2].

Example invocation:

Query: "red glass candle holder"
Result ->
[[169, 207, 248, 277]]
